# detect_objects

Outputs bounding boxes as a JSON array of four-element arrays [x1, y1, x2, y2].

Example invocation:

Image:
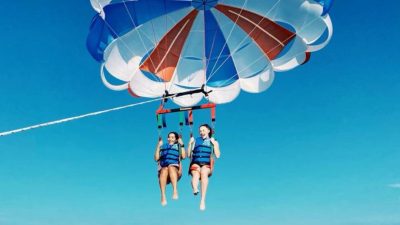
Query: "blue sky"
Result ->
[[1, 1, 400, 225]]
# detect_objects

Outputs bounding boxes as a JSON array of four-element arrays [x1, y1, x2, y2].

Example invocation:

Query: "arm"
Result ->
[[154, 139, 163, 161], [187, 137, 195, 158], [210, 137, 220, 159], [178, 137, 186, 159]]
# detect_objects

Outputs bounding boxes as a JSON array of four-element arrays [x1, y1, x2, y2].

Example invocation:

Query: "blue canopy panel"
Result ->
[[87, 15, 113, 61], [314, 0, 334, 16], [87, 0, 192, 62], [210, 7, 275, 94], [204, 10, 238, 88], [173, 10, 205, 84]]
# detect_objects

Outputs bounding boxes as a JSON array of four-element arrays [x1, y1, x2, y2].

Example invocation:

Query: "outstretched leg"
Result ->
[[168, 166, 179, 200], [159, 167, 168, 206], [199, 166, 211, 211], [190, 164, 200, 195]]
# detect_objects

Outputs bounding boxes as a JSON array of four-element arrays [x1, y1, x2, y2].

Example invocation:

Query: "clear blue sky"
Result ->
[[1, 1, 400, 225]]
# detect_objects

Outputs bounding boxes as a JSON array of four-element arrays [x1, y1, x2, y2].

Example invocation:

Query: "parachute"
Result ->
[[87, 0, 333, 107]]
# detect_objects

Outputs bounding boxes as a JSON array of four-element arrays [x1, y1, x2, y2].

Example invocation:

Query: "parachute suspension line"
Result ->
[[149, 19, 165, 84], [97, 14, 136, 60], [202, 8, 207, 91], [211, 15, 323, 89], [166, 25, 195, 95], [205, 0, 248, 83], [121, 0, 159, 79], [93, 0, 138, 58], [149, 13, 169, 89], [210, 98, 216, 137], [94, 1, 164, 83], [188, 110, 194, 138], [183, 110, 193, 137], [206, 0, 283, 82], [179, 112, 185, 138], [203, 94, 216, 137], [163, 0, 168, 92], [202, 24, 218, 92], [205, 30, 218, 78], [0, 97, 167, 137], [150, 21, 160, 53], [157, 114, 163, 141], [158, 128, 163, 141], [213, 45, 294, 89]]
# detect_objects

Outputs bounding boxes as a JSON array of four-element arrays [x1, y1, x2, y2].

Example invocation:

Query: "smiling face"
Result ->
[[167, 132, 177, 144], [199, 125, 211, 139]]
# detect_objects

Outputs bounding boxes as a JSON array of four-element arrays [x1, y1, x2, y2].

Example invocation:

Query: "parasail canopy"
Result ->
[[87, 0, 333, 107]]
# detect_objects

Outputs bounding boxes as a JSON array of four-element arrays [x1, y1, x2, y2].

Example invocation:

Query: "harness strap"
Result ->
[[156, 114, 163, 129], [162, 114, 166, 128]]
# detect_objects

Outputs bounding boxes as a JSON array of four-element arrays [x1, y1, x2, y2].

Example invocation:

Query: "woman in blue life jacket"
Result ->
[[188, 124, 220, 211], [154, 131, 186, 206]]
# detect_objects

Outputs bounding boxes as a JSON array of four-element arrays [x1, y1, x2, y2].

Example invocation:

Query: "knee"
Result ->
[[191, 170, 200, 177], [200, 170, 209, 179], [168, 167, 177, 176], [160, 168, 168, 176]]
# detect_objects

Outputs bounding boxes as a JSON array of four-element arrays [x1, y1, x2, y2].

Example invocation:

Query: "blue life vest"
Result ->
[[159, 143, 180, 167], [192, 137, 213, 165]]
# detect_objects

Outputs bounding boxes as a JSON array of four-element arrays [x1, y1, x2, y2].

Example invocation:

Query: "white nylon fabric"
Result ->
[[90, 0, 112, 12], [271, 36, 308, 71], [211, 8, 275, 94], [100, 64, 129, 91], [90, 0, 142, 12], [169, 85, 204, 107], [93, 0, 333, 106], [206, 80, 241, 104], [306, 15, 333, 52], [239, 68, 274, 93], [102, 7, 193, 96], [128, 71, 168, 97], [104, 46, 140, 82], [103, 30, 153, 85], [219, 0, 332, 51], [169, 11, 205, 106]]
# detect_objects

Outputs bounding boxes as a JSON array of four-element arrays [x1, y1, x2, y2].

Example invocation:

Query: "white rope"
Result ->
[[211, 15, 323, 89], [121, 0, 158, 71], [206, 0, 248, 82], [0, 98, 165, 137], [206, 0, 282, 82], [95, 0, 136, 57]]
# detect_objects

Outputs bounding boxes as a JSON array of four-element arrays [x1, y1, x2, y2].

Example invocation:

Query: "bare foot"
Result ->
[[199, 201, 206, 211], [172, 193, 179, 200], [161, 197, 167, 206]]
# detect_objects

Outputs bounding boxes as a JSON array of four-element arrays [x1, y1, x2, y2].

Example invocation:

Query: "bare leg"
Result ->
[[191, 164, 200, 195], [159, 167, 168, 206], [168, 166, 179, 200], [199, 166, 211, 211]]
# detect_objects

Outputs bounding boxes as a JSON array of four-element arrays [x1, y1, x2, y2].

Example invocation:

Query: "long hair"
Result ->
[[168, 131, 179, 144]]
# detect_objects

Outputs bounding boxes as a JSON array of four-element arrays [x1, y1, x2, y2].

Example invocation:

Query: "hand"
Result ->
[[210, 137, 216, 144], [178, 137, 184, 145], [158, 139, 163, 147], [189, 137, 195, 144]]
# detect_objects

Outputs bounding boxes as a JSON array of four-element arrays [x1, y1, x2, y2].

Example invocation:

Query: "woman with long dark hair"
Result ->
[[154, 131, 186, 206]]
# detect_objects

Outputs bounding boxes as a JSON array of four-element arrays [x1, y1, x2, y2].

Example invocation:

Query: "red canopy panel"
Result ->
[[139, 10, 199, 82], [215, 4, 296, 60]]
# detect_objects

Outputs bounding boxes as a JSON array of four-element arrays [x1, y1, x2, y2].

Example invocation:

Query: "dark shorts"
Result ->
[[188, 163, 212, 178]]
